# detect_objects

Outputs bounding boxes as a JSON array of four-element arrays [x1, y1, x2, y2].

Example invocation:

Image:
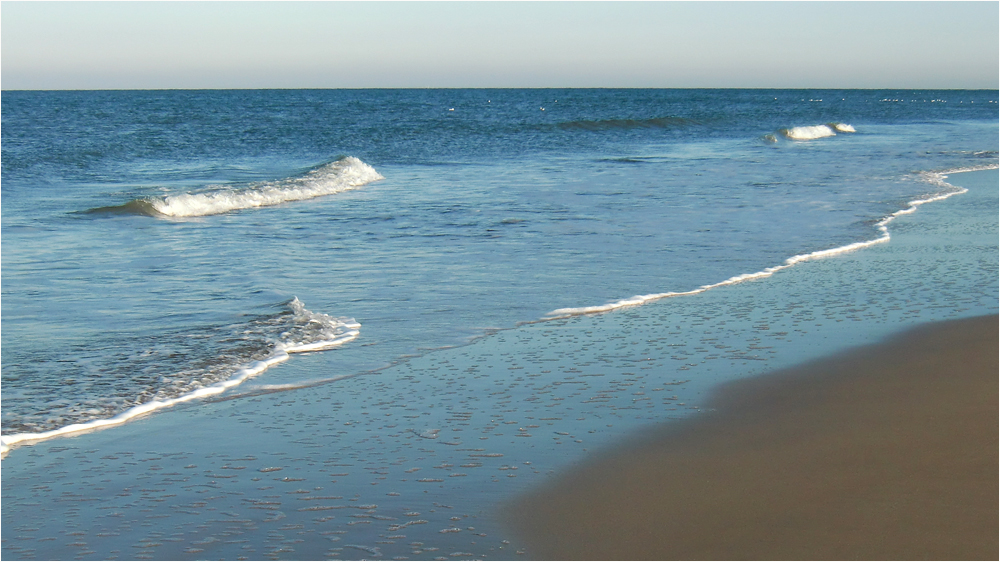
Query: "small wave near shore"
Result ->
[[87, 156, 383, 218], [543, 164, 997, 320], [0, 298, 360, 456]]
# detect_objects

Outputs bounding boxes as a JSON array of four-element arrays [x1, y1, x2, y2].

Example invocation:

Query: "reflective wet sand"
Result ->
[[504, 314, 998, 560]]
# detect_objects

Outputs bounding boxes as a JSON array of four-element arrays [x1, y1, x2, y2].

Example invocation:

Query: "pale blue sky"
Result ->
[[2, 1, 997, 90]]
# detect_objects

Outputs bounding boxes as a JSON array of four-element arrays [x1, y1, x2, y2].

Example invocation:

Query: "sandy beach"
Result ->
[[504, 314, 998, 560]]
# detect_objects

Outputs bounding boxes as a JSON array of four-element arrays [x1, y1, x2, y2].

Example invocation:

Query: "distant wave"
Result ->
[[766, 122, 856, 142], [558, 116, 700, 132], [87, 156, 383, 218], [0, 298, 359, 454], [542, 164, 996, 320]]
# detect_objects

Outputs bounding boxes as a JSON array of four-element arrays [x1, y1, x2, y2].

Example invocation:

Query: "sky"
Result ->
[[2, 1, 998, 90]]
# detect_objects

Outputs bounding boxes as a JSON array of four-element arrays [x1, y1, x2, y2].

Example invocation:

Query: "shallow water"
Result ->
[[2, 89, 997, 444], [1, 166, 996, 560]]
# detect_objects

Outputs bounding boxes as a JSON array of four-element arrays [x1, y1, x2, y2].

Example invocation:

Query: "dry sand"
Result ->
[[504, 314, 998, 560]]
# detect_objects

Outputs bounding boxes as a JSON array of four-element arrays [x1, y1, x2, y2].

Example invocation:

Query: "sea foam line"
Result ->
[[543, 165, 996, 321], [0, 298, 360, 456]]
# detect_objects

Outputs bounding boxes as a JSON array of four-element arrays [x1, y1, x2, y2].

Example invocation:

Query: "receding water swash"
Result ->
[[2, 88, 997, 455], [3, 159, 994, 454], [0, 298, 360, 452], [543, 165, 996, 319]]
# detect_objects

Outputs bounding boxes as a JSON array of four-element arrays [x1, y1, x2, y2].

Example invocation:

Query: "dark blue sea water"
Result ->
[[2, 89, 997, 446]]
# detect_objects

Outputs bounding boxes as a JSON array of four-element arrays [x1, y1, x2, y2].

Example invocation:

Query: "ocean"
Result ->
[[2, 88, 997, 446], [0, 89, 997, 559]]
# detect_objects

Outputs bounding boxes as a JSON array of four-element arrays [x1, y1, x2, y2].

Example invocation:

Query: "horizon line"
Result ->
[[4, 87, 999, 93]]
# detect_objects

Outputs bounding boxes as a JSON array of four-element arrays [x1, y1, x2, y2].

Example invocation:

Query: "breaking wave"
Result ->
[[87, 157, 383, 217], [778, 123, 856, 140], [0, 298, 360, 453], [763, 123, 857, 143]]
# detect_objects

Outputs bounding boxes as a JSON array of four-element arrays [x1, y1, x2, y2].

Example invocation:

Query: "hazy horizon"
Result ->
[[2, 2, 998, 91]]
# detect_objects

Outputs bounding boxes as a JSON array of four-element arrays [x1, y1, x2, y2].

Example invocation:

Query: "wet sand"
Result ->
[[504, 314, 998, 560]]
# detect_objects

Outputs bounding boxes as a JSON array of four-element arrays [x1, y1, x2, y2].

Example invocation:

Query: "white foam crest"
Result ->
[[542, 166, 988, 321], [830, 123, 856, 133], [149, 157, 383, 217], [1, 298, 359, 455], [544, 290, 701, 320], [781, 125, 837, 140], [278, 297, 362, 353]]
